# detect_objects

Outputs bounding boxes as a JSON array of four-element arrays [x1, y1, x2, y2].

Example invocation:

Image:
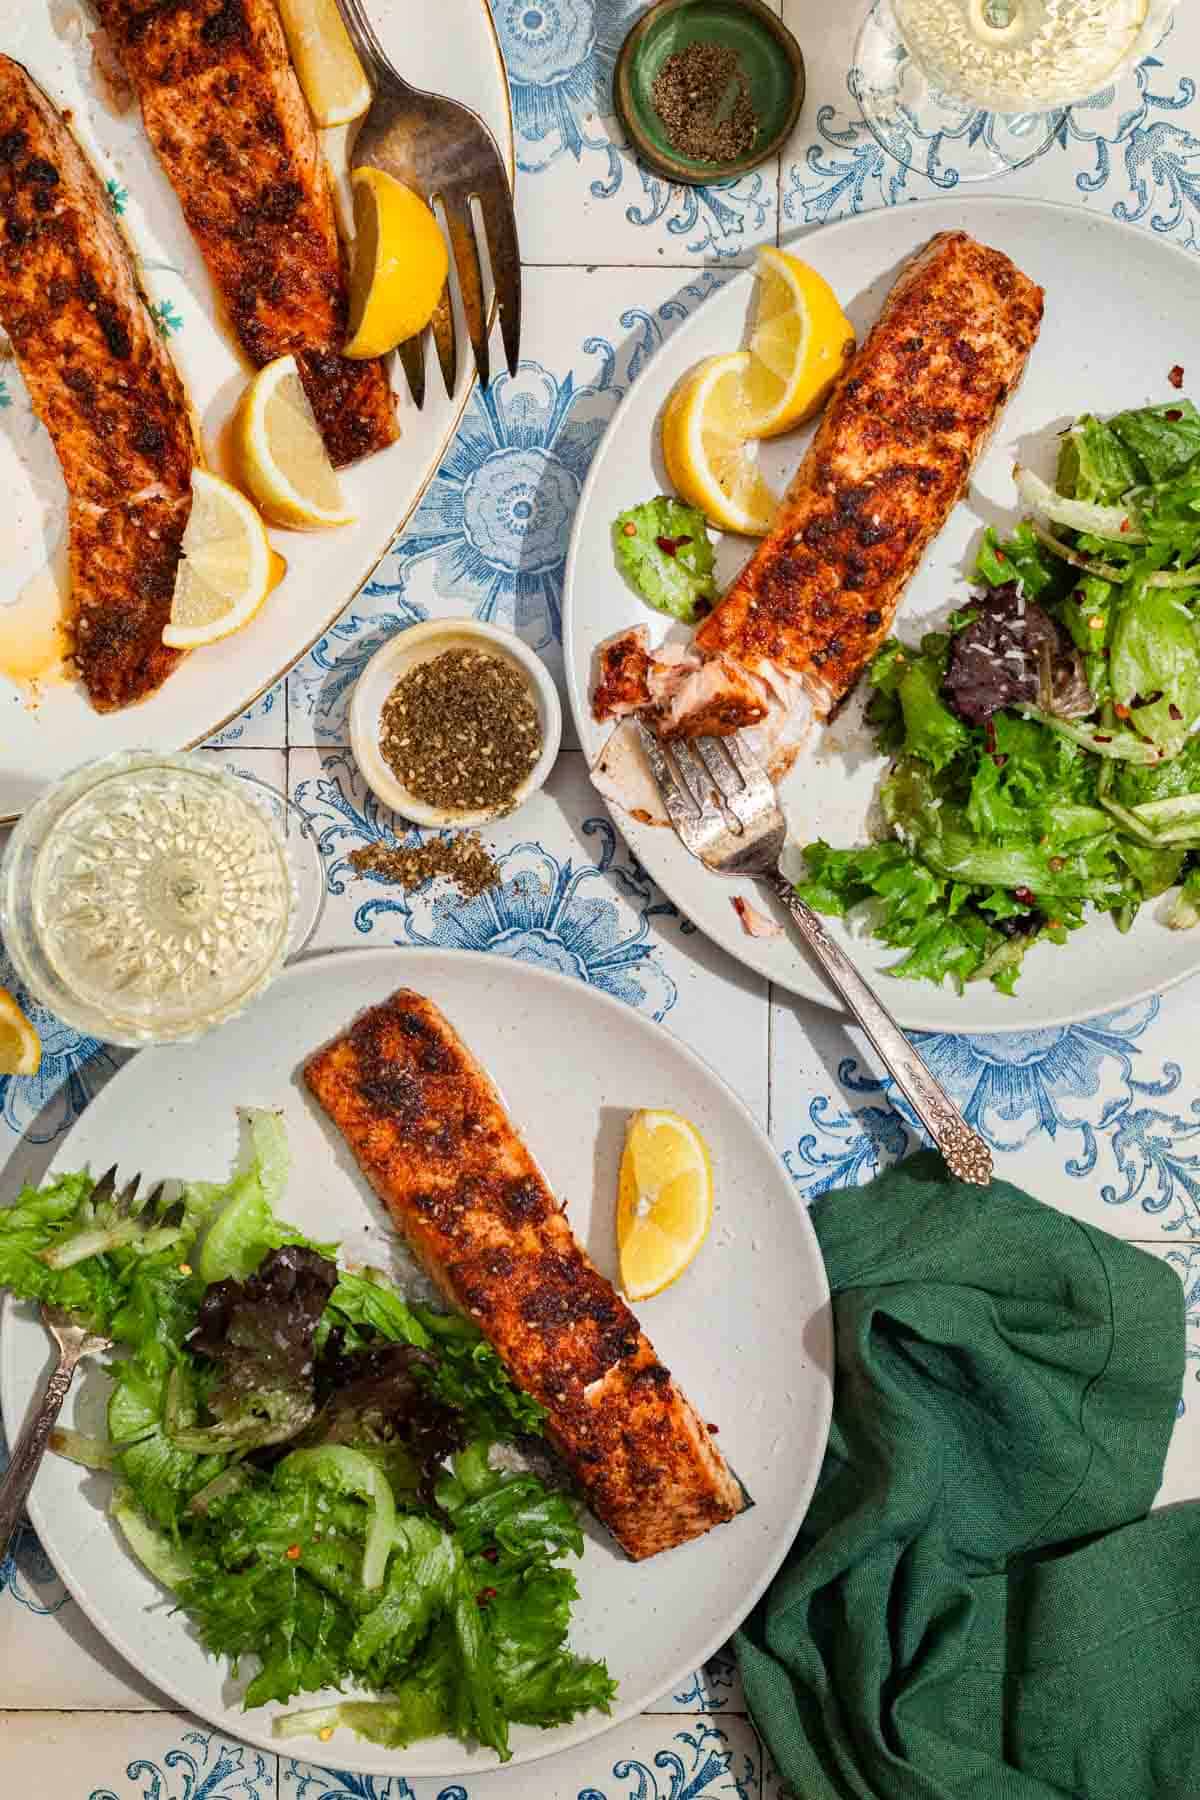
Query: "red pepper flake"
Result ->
[[1120, 519, 1131, 534], [1169, 364, 1185, 390], [994, 549, 1007, 563], [1048, 856, 1066, 873], [984, 719, 997, 754], [1014, 887, 1036, 907], [992, 753, 1008, 769], [286, 1545, 301, 1562], [707, 1422, 720, 1433], [1094, 734, 1113, 743], [1114, 702, 1130, 719], [481, 1546, 499, 1564], [476, 1587, 498, 1607], [1170, 703, 1184, 721], [1166, 409, 1184, 422], [655, 534, 693, 558], [622, 520, 637, 536]]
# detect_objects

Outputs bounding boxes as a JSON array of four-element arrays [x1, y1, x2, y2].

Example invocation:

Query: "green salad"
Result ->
[[1, 1112, 613, 1759], [797, 398, 1200, 993]]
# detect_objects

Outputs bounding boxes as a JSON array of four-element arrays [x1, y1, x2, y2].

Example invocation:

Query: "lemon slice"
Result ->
[[0, 989, 40, 1077], [162, 469, 273, 650], [344, 169, 449, 360], [743, 247, 856, 440], [276, 0, 371, 127], [661, 353, 778, 537], [234, 355, 354, 530], [617, 1109, 713, 1302]]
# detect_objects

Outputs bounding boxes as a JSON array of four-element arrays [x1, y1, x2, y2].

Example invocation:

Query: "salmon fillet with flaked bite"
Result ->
[[693, 232, 1044, 721], [0, 56, 197, 710], [96, 0, 397, 467], [305, 990, 747, 1561]]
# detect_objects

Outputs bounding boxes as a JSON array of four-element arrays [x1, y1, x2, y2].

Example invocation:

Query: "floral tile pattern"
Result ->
[[5, 4, 1200, 1794]]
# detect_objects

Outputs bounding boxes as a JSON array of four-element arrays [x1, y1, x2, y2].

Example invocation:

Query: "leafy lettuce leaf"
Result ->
[[1108, 399, 1200, 484], [412, 1306, 547, 1440], [1109, 578, 1200, 753], [613, 497, 717, 624]]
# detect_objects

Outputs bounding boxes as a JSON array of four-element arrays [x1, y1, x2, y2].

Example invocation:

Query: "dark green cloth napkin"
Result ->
[[735, 1151, 1198, 1800]]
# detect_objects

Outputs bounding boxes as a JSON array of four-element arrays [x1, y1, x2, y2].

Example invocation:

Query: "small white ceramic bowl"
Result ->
[[349, 618, 563, 827]]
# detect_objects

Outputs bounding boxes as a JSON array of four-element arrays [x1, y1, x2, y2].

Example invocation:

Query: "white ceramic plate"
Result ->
[[564, 198, 1200, 1033], [0, 947, 833, 1778], [0, 3, 512, 820]]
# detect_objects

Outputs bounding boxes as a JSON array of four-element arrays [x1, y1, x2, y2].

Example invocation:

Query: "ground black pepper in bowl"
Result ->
[[378, 648, 543, 815], [650, 41, 759, 163]]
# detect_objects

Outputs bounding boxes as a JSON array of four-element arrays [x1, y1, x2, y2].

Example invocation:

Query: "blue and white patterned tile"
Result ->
[[0, 1718, 277, 1793], [205, 681, 287, 750], [0, 1712, 763, 1798], [288, 746, 768, 1121], [491, 0, 780, 266], [648, 1645, 746, 1716], [778, 3, 1200, 247], [770, 981, 1200, 1238], [281, 1715, 763, 1798], [286, 266, 732, 750]]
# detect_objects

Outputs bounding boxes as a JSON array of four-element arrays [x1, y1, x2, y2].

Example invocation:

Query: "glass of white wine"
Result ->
[[854, 0, 1175, 183], [0, 751, 326, 1048]]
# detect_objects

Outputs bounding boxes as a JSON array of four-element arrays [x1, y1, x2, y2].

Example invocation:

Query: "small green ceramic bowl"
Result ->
[[613, 0, 805, 187]]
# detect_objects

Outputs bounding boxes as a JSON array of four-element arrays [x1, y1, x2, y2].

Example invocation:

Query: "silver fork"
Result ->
[[334, 0, 521, 404], [636, 722, 994, 1186], [0, 1166, 157, 1559]]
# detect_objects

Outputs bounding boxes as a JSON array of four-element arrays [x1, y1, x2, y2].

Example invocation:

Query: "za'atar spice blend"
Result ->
[[378, 647, 542, 814]]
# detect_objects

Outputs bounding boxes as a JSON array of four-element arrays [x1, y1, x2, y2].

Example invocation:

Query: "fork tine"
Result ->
[[721, 731, 777, 803], [441, 195, 489, 390], [429, 279, 457, 398], [478, 184, 521, 377], [635, 719, 701, 826], [90, 1163, 119, 1205], [669, 738, 721, 816], [694, 736, 745, 804], [396, 332, 426, 409], [331, 0, 388, 84]]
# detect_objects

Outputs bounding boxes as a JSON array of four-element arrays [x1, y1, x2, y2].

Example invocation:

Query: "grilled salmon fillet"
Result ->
[[305, 990, 747, 1561], [96, 0, 398, 467], [0, 56, 197, 710], [693, 232, 1044, 718]]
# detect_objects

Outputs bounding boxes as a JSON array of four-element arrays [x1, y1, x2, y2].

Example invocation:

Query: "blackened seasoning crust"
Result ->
[[95, 0, 397, 467], [696, 232, 1044, 710], [305, 989, 747, 1560], [0, 54, 196, 710]]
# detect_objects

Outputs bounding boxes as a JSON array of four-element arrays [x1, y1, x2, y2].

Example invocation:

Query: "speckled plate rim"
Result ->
[[0, 945, 834, 1779]]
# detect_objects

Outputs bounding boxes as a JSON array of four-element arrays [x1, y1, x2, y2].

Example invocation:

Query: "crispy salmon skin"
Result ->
[[304, 990, 747, 1561], [0, 55, 197, 710], [694, 232, 1044, 710], [96, 0, 397, 467]]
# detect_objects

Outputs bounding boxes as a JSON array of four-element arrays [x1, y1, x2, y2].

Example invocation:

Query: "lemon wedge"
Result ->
[[275, 0, 371, 127], [617, 1109, 713, 1302], [743, 246, 856, 439], [0, 988, 41, 1077], [235, 355, 354, 530], [661, 352, 778, 536], [162, 469, 273, 651], [344, 168, 449, 360]]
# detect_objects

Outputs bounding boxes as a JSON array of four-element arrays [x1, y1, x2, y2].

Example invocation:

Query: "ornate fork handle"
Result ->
[[0, 1344, 83, 1558], [770, 873, 994, 1186]]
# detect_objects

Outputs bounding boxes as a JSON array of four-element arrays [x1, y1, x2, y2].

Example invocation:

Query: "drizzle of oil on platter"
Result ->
[[0, 546, 73, 705]]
